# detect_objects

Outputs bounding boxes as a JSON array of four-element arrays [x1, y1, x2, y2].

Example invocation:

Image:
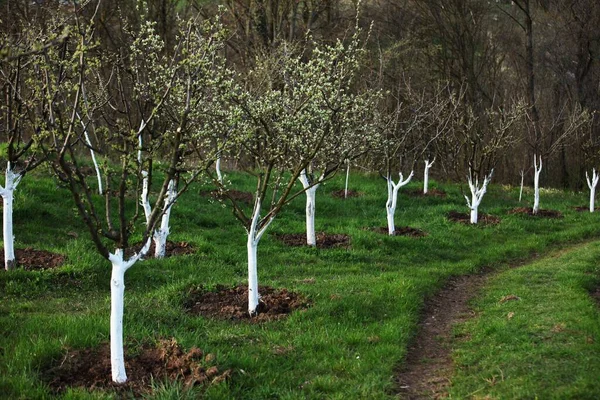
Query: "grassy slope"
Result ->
[[449, 241, 600, 400], [0, 170, 599, 399]]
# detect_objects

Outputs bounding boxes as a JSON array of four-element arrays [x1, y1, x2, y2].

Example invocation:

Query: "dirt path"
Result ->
[[394, 271, 490, 399]]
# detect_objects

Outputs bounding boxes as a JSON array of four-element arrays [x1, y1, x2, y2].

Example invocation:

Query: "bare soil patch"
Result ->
[[41, 338, 230, 397], [199, 189, 253, 204], [370, 226, 428, 237], [275, 232, 351, 248], [330, 189, 362, 198], [394, 272, 490, 399], [184, 284, 310, 322], [127, 241, 195, 259], [508, 207, 563, 218], [0, 248, 65, 271], [446, 211, 501, 225], [406, 188, 447, 198], [574, 206, 600, 212]]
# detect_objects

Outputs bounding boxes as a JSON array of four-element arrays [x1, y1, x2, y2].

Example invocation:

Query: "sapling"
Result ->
[[532, 155, 542, 214], [586, 169, 599, 212], [0, 164, 22, 270], [344, 159, 351, 199], [464, 169, 493, 224], [423, 158, 435, 194], [519, 169, 525, 202], [386, 171, 414, 234]]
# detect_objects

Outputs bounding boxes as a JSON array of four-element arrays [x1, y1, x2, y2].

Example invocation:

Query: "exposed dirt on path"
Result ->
[[394, 271, 490, 399]]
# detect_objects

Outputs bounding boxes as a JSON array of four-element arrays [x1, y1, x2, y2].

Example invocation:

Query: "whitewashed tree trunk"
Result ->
[[464, 169, 493, 224], [519, 170, 525, 202], [423, 158, 435, 194], [0, 163, 22, 271], [216, 157, 223, 184], [140, 171, 152, 224], [533, 155, 542, 214], [586, 169, 599, 213], [344, 160, 350, 199], [153, 179, 177, 258], [78, 113, 103, 195], [385, 171, 414, 235], [246, 197, 274, 315], [299, 170, 320, 246], [107, 240, 151, 383]]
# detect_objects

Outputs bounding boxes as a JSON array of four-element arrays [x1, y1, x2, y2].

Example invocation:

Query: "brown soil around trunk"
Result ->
[[41, 338, 230, 397], [128, 241, 195, 259], [370, 226, 428, 237], [330, 189, 362, 198], [508, 207, 563, 218], [394, 271, 490, 399], [184, 284, 310, 322], [406, 188, 447, 198], [574, 206, 600, 212], [199, 189, 253, 204], [0, 248, 65, 271], [446, 211, 501, 225], [275, 232, 351, 248]]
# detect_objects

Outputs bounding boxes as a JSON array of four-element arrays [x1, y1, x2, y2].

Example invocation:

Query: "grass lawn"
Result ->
[[1, 170, 599, 398]]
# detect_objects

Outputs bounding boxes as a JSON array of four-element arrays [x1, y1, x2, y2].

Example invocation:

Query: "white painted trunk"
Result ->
[[386, 204, 396, 235], [519, 171, 524, 202], [153, 179, 176, 259], [385, 179, 398, 236], [140, 171, 151, 224], [84, 130, 103, 195], [107, 240, 150, 384], [109, 256, 128, 383], [423, 169, 429, 194], [533, 173, 540, 214], [216, 158, 223, 184], [305, 187, 318, 246], [590, 187, 596, 213], [344, 162, 350, 199], [247, 235, 259, 315], [2, 188, 15, 270], [470, 204, 478, 224], [1, 164, 21, 271]]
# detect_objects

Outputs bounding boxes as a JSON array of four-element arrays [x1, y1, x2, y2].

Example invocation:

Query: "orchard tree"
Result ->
[[35, 6, 232, 383], [0, 20, 64, 270], [212, 30, 373, 314]]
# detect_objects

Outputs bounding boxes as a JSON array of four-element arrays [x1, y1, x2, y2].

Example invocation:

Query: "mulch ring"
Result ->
[[184, 285, 310, 322], [573, 206, 600, 212], [508, 207, 563, 218], [446, 211, 501, 225], [0, 248, 65, 271], [199, 189, 253, 204], [127, 241, 195, 259], [330, 189, 363, 198], [369, 226, 428, 237], [41, 338, 230, 397], [274, 232, 351, 248], [406, 188, 447, 198], [590, 286, 600, 306]]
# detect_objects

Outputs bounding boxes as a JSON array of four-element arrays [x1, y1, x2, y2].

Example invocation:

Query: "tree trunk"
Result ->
[[590, 186, 596, 213], [470, 202, 478, 224], [386, 179, 397, 235], [216, 157, 223, 184], [305, 186, 318, 246], [519, 170, 524, 202], [247, 233, 260, 315], [109, 254, 128, 383], [153, 179, 176, 259], [344, 161, 350, 199], [533, 169, 540, 214], [1, 163, 21, 271]]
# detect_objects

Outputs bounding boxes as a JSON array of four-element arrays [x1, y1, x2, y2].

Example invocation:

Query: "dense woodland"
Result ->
[[1, 0, 599, 189]]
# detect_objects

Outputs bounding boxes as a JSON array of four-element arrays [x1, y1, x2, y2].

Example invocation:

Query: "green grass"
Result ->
[[449, 241, 600, 400], [1, 170, 600, 398]]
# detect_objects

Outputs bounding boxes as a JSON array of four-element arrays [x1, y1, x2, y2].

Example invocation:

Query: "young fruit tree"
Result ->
[[446, 97, 526, 223], [213, 31, 374, 314], [0, 24, 50, 270], [36, 8, 231, 383], [586, 169, 599, 213]]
